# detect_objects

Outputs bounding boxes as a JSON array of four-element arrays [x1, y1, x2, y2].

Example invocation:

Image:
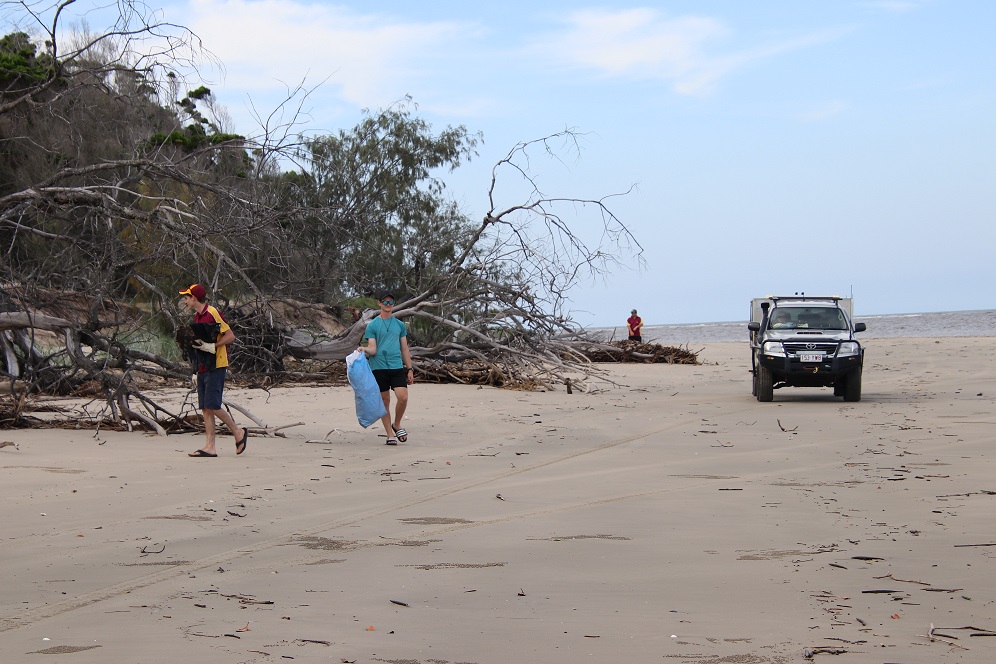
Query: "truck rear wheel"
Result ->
[[843, 369, 862, 402], [756, 365, 773, 402]]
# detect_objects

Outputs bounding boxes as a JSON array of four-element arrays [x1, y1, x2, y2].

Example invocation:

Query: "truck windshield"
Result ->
[[769, 307, 848, 330]]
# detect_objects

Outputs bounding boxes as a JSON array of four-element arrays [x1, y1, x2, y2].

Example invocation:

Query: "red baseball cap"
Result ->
[[179, 284, 206, 300]]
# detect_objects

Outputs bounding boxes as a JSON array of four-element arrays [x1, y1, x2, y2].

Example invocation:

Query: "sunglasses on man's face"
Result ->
[[381, 299, 395, 306]]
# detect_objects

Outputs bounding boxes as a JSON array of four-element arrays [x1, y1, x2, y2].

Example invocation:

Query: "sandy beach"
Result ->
[[1, 337, 994, 663]]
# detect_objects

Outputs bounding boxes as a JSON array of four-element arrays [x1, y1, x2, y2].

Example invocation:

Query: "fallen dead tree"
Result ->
[[412, 357, 548, 390], [574, 340, 700, 365]]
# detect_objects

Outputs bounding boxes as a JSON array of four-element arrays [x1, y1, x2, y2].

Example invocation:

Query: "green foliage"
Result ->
[[0, 32, 54, 83], [118, 327, 183, 363], [146, 86, 244, 152], [274, 100, 481, 305], [344, 296, 379, 311]]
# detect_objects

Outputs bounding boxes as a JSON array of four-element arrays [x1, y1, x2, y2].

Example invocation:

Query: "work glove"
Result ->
[[192, 339, 216, 354]]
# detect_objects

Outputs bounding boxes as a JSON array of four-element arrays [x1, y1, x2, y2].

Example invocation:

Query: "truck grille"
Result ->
[[783, 342, 839, 355]]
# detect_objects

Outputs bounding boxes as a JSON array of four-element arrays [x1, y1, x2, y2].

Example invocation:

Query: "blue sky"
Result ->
[[79, 2, 996, 324]]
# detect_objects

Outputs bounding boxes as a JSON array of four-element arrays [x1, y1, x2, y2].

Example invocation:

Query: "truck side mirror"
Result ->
[[748, 322, 760, 332], [853, 322, 866, 333]]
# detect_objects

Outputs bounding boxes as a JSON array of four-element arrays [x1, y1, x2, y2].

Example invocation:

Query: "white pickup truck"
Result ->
[[748, 295, 867, 402]]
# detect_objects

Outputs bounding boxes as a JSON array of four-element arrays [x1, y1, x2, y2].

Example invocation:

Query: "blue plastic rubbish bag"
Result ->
[[346, 350, 387, 427]]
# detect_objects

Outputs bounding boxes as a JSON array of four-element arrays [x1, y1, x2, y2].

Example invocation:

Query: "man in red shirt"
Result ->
[[627, 309, 643, 342], [179, 283, 248, 457]]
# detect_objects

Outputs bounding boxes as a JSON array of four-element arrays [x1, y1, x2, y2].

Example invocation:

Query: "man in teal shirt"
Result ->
[[360, 291, 414, 445]]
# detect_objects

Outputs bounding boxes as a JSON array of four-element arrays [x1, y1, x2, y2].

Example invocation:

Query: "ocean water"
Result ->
[[592, 309, 996, 345]]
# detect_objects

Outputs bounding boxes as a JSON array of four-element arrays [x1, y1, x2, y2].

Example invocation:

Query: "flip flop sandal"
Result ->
[[236, 428, 249, 455], [188, 449, 217, 457], [392, 426, 408, 443], [385, 437, 399, 446]]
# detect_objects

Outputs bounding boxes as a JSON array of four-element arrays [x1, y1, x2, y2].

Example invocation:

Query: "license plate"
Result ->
[[799, 352, 823, 362]]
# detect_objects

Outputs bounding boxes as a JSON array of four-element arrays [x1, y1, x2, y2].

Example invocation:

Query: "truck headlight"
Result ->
[[762, 341, 785, 356], [837, 341, 860, 356]]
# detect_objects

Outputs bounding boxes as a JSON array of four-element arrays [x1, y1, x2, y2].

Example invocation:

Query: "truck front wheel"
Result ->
[[843, 369, 862, 402], [756, 365, 773, 402]]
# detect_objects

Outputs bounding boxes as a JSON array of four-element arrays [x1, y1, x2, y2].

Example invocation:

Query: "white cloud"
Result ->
[[174, 0, 478, 107], [532, 8, 847, 95]]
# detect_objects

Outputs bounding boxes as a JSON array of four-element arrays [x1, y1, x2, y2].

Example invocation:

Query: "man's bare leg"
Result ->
[[200, 410, 218, 455], [379, 391, 395, 441], [392, 387, 409, 430], [203, 408, 245, 454], [211, 408, 245, 449]]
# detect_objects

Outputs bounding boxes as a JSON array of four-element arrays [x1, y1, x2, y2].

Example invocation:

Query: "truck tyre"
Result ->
[[756, 365, 773, 402], [843, 369, 862, 402]]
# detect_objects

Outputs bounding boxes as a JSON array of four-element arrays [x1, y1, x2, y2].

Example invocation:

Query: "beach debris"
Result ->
[[27, 645, 101, 655], [496, 493, 504, 500], [518, 588, 526, 596], [218, 592, 274, 605], [236, 623, 250, 632], [920, 623, 970, 650], [296, 639, 331, 646], [140, 543, 166, 555], [0, 441, 17, 449], [227, 510, 246, 517], [223, 633, 240, 639], [366, 626, 375, 631], [777, 419, 798, 432], [307, 428, 345, 444], [953, 542, 996, 547], [862, 589, 901, 594], [873, 573, 930, 585], [390, 600, 409, 607], [565, 378, 572, 394], [577, 340, 699, 365], [829, 563, 847, 569], [803, 647, 847, 658], [851, 555, 884, 561]]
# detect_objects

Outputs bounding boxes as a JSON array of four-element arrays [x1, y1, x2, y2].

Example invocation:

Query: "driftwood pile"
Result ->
[[577, 340, 700, 365], [412, 358, 547, 390]]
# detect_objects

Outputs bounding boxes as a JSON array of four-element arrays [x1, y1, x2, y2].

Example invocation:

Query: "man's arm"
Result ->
[[361, 338, 377, 357], [401, 336, 414, 384], [216, 329, 235, 347]]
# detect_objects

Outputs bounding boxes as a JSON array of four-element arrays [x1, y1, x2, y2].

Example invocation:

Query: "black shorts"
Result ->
[[628, 335, 642, 342], [373, 368, 408, 392]]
